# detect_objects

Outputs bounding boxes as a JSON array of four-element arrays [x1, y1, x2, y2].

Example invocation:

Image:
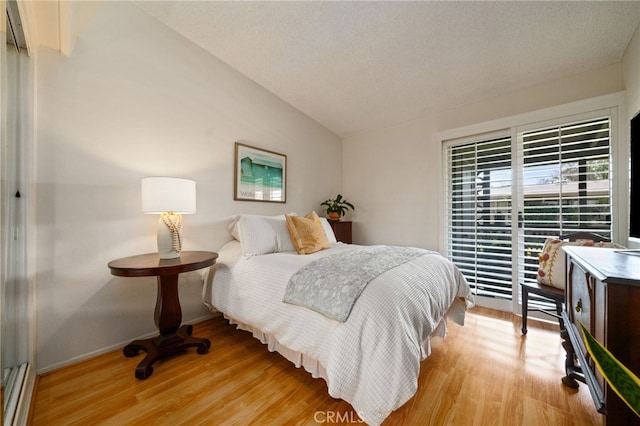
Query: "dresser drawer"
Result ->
[[568, 261, 593, 333]]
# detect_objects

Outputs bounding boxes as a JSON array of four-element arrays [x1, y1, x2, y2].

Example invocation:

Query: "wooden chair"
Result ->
[[520, 232, 609, 334]]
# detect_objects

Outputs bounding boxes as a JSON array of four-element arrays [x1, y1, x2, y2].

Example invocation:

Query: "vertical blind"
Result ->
[[446, 116, 612, 301]]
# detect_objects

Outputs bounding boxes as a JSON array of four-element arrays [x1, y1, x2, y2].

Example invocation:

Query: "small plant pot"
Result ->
[[328, 212, 341, 221]]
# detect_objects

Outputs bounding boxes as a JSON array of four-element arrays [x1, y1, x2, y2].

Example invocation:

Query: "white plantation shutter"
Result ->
[[519, 117, 612, 288], [447, 136, 514, 300], [446, 116, 613, 304]]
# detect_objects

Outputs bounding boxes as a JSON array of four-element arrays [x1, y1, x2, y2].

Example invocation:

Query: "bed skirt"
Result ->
[[203, 298, 468, 419]]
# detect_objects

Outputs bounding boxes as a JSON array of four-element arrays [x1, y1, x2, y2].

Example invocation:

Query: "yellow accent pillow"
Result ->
[[285, 212, 331, 255]]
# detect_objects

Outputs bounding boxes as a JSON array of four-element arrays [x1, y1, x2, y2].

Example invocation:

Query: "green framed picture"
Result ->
[[234, 142, 287, 203]]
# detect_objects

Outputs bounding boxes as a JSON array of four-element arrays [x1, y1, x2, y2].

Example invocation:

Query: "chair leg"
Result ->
[[521, 286, 528, 334], [555, 299, 565, 330]]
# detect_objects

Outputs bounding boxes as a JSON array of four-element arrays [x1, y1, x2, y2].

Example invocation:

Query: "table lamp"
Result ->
[[141, 177, 196, 259]]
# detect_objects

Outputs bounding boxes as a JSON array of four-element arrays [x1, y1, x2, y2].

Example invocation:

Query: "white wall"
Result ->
[[343, 117, 438, 247], [624, 24, 640, 120], [344, 62, 628, 250], [34, 2, 341, 373]]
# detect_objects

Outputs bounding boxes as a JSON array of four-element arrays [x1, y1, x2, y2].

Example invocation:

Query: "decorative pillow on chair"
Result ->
[[537, 239, 573, 289], [285, 212, 331, 255], [537, 238, 624, 289]]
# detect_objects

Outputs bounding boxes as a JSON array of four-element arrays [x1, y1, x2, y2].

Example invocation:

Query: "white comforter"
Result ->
[[203, 241, 473, 425]]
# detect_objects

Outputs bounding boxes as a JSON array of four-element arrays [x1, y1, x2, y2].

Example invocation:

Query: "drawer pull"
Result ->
[[575, 299, 582, 313]]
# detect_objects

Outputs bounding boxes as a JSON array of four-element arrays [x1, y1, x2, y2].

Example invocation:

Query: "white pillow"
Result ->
[[228, 214, 287, 242], [319, 217, 338, 244], [227, 215, 241, 240], [272, 216, 297, 252], [235, 214, 297, 257]]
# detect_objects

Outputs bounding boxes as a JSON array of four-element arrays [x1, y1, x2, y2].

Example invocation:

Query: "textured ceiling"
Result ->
[[136, 1, 640, 138]]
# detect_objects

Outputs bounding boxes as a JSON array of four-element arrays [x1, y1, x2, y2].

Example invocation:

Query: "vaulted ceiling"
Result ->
[[95, 2, 639, 137], [135, 1, 640, 138]]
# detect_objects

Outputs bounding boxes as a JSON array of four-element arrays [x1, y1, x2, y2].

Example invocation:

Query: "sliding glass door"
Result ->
[[2, 2, 31, 424], [518, 117, 612, 294], [445, 112, 613, 311], [447, 135, 514, 305]]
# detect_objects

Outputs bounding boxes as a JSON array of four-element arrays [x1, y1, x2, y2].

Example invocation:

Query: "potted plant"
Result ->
[[321, 194, 355, 221]]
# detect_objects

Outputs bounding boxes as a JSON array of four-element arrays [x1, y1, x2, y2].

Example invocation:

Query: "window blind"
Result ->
[[519, 117, 612, 288], [446, 116, 613, 303], [447, 136, 514, 300]]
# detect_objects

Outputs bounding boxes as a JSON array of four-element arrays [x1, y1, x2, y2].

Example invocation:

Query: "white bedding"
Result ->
[[203, 240, 473, 425]]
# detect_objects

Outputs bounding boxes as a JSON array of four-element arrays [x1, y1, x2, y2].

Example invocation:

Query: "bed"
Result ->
[[202, 213, 474, 425]]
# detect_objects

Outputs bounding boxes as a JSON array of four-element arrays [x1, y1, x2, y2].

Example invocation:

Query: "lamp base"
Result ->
[[158, 250, 181, 260], [157, 214, 182, 259]]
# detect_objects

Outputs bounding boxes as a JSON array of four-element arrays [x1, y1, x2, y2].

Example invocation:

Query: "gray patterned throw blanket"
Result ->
[[283, 245, 430, 322]]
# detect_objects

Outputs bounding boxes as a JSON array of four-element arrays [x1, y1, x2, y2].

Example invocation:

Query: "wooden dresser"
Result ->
[[329, 220, 352, 244], [561, 246, 640, 425]]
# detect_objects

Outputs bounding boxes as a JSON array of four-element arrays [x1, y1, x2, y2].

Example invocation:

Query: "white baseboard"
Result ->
[[36, 312, 220, 376]]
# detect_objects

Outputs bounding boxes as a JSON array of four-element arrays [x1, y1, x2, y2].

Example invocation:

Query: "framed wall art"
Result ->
[[234, 142, 287, 203]]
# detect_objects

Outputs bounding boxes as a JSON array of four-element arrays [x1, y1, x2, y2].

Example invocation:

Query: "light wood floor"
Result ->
[[31, 307, 602, 425]]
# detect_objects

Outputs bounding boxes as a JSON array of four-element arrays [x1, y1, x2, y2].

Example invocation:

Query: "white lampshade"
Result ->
[[141, 177, 196, 214]]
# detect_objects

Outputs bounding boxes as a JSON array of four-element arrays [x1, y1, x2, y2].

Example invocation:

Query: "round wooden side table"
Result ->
[[108, 251, 218, 379]]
